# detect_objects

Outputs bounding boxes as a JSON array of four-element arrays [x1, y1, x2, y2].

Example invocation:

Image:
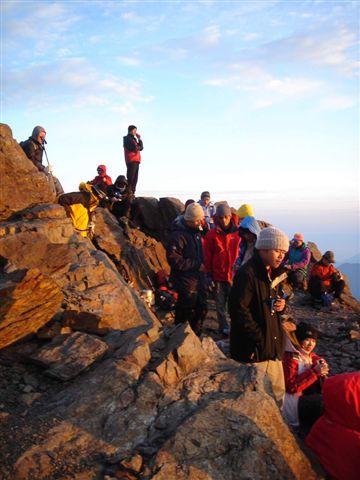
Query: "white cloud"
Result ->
[[117, 56, 141, 67], [319, 95, 357, 111], [204, 62, 322, 107], [201, 25, 221, 46], [4, 58, 153, 112]]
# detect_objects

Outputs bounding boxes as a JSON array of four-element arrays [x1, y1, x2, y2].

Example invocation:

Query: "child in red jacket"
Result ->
[[283, 322, 329, 430]]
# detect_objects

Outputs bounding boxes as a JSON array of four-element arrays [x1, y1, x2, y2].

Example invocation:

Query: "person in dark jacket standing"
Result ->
[[123, 125, 143, 194], [228, 226, 289, 408], [167, 202, 207, 336], [203, 203, 241, 335]]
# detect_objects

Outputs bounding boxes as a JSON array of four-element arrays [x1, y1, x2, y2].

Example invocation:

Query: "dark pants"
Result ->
[[175, 289, 207, 336], [215, 281, 231, 331], [288, 270, 307, 289], [111, 198, 131, 219], [126, 162, 139, 194], [309, 276, 345, 299]]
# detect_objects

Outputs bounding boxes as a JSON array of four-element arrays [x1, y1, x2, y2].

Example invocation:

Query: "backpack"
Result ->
[[155, 288, 177, 311]]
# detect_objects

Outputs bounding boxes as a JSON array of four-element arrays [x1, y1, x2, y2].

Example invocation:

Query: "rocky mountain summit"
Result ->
[[0, 123, 359, 480]]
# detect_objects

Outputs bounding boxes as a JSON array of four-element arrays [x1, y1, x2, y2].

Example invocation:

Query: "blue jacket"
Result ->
[[198, 200, 216, 230]]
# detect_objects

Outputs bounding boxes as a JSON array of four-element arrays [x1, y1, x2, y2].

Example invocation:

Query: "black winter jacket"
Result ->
[[228, 252, 286, 363], [166, 216, 205, 293], [20, 137, 45, 171]]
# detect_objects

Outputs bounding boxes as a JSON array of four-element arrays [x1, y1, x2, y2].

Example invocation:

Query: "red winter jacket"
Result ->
[[283, 350, 321, 394], [305, 372, 360, 480], [123, 133, 143, 164], [90, 164, 112, 186], [203, 222, 241, 283], [310, 262, 336, 288]]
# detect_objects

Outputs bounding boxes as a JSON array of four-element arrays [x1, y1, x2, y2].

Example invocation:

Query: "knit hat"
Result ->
[[323, 251, 336, 263], [200, 191, 210, 200], [255, 227, 289, 251], [184, 203, 204, 222], [128, 125, 137, 133], [216, 203, 231, 217], [239, 216, 261, 237], [295, 322, 319, 343], [32, 126, 46, 138], [236, 204, 254, 218], [293, 232, 304, 242]]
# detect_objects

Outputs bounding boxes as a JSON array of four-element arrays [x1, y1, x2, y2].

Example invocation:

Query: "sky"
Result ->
[[1, 0, 359, 262]]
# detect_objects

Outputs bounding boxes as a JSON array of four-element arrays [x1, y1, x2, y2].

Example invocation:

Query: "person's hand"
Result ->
[[282, 320, 297, 332], [199, 264, 206, 272], [273, 298, 286, 312], [314, 359, 329, 376], [46, 164, 53, 174], [284, 264, 292, 270]]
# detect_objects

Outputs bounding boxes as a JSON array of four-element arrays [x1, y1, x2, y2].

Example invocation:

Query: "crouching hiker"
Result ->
[[20, 126, 64, 196], [105, 175, 134, 232], [58, 183, 107, 238], [283, 322, 329, 435], [229, 227, 290, 408], [309, 250, 345, 306], [166, 203, 207, 336]]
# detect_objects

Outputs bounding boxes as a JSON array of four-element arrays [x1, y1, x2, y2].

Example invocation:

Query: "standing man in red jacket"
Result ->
[[203, 203, 241, 335], [123, 125, 143, 194]]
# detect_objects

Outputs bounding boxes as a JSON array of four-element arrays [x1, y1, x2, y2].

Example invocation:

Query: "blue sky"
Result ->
[[1, 0, 359, 261]]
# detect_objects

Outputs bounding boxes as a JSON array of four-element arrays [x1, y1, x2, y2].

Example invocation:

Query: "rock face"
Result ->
[[0, 124, 55, 220], [9, 325, 317, 480], [0, 266, 63, 349], [132, 196, 184, 244]]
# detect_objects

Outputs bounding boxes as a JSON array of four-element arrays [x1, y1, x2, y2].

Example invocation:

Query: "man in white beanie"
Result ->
[[166, 202, 207, 336], [228, 226, 289, 408]]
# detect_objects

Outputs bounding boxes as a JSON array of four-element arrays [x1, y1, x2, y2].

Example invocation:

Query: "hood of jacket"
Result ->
[[97, 164, 107, 176], [322, 372, 360, 431], [239, 216, 261, 237]]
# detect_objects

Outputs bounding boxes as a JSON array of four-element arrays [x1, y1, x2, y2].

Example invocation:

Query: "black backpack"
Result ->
[[155, 289, 177, 311]]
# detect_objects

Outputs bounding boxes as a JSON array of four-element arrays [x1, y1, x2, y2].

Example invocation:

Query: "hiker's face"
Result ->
[[301, 337, 316, 353], [218, 215, 231, 229], [130, 128, 137, 136], [37, 131, 46, 144], [185, 219, 203, 230], [202, 197, 210, 206], [259, 249, 286, 269]]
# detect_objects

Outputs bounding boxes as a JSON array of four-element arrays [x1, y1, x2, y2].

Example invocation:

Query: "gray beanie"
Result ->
[[32, 126, 46, 138], [184, 203, 204, 221], [216, 203, 231, 217], [255, 227, 289, 251]]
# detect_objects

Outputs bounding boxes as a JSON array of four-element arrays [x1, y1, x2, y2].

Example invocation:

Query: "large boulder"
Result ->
[[0, 124, 55, 221], [94, 207, 169, 290], [0, 266, 63, 349], [0, 204, 155, 344]]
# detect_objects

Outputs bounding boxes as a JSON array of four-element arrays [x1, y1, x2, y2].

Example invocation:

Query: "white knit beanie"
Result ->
[[184, 203, 204, 221], [255, 227, 289, 251]]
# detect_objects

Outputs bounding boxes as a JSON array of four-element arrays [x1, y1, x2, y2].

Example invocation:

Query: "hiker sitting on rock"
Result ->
[[58, 183, 108, 238], [198, 191, 216, 230], [203, 203, 241, 336], [89, 164, 112, 187], [167, 202, 208, 336], [283, 322, 329, 433], [283, 233, 311, 290], [20, 125, 64, 196], [105, 175, 134, 231], [305, 372, 360, 480], [308, 250, 345, 306]]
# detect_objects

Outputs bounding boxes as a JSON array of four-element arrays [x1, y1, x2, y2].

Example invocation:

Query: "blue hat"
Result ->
[[239, 216, 261, 237]]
